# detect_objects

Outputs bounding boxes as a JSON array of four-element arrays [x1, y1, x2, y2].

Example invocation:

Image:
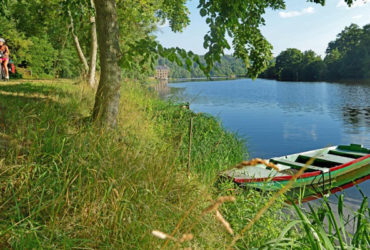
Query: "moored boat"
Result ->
[[224, 144, 370, 191]]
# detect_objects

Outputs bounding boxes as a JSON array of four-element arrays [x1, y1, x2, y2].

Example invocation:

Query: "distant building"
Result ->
[[155, 65, 170, 80]]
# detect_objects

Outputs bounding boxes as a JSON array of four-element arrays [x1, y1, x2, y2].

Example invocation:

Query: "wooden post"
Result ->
[[187, 117, 193, 176]]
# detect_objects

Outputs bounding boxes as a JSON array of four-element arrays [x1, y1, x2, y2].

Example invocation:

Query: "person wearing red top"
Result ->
[[0, 38, 10, 80]]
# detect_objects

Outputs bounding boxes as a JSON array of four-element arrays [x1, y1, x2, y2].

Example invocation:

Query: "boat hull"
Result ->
[[226, 145, 370, 191]]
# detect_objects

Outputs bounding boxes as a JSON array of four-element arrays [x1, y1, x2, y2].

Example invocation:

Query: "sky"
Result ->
[[155, 0, 370, 57]]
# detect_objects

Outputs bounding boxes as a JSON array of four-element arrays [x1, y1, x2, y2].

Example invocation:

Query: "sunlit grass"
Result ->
[[0, 79, 249, 248]]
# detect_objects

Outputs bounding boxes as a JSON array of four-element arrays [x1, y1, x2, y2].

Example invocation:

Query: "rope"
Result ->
[[236, 158, 280, 171]]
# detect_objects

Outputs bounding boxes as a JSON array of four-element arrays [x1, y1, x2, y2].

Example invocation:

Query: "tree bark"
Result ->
[[69, 10, 89, 74], [88, 16, 98, 87], [92, 0, 122, 127]]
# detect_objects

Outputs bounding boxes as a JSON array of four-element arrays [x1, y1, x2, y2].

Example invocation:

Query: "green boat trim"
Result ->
[[225, 144, 370, 191], [288, 165, 370, 203]]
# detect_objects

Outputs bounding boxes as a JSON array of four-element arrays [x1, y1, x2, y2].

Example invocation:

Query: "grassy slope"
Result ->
[[0, 80, 287, 249]]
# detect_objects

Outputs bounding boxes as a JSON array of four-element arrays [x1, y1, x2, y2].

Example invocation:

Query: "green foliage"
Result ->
[[195, 0, 286, 78], [0, 0, 86, 78], [157, 0, 190, 32], [275, 48, 303, 81], [158, 55, 248, 78], [260, 22, 370, 82], [28, 36, 57, 77], [154, 102, 246, 182], [326, 24, 363, 55], [0, 16, 32, 65]]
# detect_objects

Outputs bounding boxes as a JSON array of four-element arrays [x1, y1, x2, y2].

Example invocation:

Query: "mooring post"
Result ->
[[187, 117, 193, 176]]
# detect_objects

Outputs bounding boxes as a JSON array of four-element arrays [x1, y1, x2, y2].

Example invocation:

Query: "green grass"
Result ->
[[0, 80, 367, 249], [264, 193, 370, 250], [0, 79, 286, 249]]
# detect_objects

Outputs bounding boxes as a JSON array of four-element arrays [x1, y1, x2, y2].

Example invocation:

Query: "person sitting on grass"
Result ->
[[0, 38, 10, 80]]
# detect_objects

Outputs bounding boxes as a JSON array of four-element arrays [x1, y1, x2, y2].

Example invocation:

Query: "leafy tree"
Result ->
[[260, 23, 369, 82], [159, 55, 248, 78], [275, 48, 303, 81], [324, 23, 370, 80], [28, 36, 57, 77], [0, 15, 32, 65], [300, 50, 324, 81], [360, 24, 370, 78], [326, 24, 363, 55]]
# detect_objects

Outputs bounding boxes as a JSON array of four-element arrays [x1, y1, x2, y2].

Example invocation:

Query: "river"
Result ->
[[166, 78, 370, 208]]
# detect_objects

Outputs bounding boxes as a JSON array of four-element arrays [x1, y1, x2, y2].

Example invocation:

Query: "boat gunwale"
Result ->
[[233, 153, 370, 184]]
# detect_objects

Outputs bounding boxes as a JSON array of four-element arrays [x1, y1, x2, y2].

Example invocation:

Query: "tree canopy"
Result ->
[[260, 23, 370, 82], [158, 55, 248, 78], [0, 0, 357, 126]]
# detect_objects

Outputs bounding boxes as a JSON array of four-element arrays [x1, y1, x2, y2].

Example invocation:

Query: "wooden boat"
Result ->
[[224, 144, 370, 191]]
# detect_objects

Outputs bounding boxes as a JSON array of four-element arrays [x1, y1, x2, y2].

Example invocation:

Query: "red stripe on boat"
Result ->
[[233, 154, 370, 184]]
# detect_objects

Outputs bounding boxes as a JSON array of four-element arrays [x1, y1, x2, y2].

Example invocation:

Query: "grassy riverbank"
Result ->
[[1, 80, 368, 249], [0, 80, 289, 248]]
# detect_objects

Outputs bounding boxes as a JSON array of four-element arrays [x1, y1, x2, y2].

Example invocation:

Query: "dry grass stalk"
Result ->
[[236, 158, 280, 171], [215, 210, 233, 235], [203, 196, 236, 214], [152, 230, 194, 243], [202, 196, 236, 235], [179, 233, 194, 243], [152, 230, 177, 241], [161, 198, 200, 249]]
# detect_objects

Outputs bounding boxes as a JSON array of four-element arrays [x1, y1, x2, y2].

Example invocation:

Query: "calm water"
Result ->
[[167, 78, 370, 207]]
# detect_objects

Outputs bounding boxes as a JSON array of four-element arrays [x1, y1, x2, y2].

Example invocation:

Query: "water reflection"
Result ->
[[167, 79, 370, 157], [342, 106, 370, 129], [153, 79, 170, 98]]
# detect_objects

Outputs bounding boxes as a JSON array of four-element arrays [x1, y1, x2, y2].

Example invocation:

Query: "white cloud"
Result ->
[[337, 0, 369, 8], [352, 14, 363, 19], [279, 7, 315, 18]]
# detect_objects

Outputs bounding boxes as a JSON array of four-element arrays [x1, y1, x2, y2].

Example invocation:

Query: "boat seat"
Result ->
[[270, 158, 328, 172], [329, 149, 368, 159], [302, 153, 355, 164]]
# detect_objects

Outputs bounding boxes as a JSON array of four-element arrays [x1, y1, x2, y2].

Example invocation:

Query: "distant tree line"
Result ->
[[158, 55, 248, 78], [260, 23, 370, 82]]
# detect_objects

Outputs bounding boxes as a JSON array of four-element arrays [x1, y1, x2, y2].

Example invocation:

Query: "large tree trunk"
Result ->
[[88, 17, 98, 87], [69, 10, 89, 74], [92, 0, 122, 127]]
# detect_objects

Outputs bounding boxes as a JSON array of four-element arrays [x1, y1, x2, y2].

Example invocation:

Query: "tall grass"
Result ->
[[0, 80, 283, 249], [263, 192, 370, 249]]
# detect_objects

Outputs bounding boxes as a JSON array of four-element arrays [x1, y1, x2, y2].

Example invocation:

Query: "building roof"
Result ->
[[156, 65, 169, 70]]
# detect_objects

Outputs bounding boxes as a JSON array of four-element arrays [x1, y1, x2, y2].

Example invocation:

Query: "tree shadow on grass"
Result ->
[[0, 90, 92, 137], [0, 93, 69, 156], [0, 82, 69, 98]]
